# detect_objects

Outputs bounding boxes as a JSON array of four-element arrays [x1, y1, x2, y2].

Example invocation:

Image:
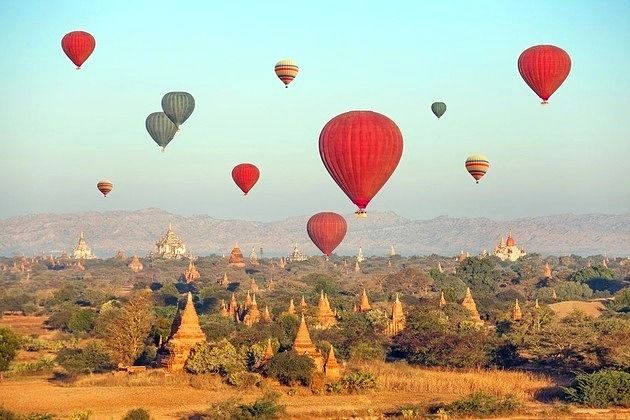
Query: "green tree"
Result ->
[[186, 340, 246, 376], [569, 266, 615, 283], [104, 291, 154, 365], [56, 341, 115, 374], [66, 309, 96, 334], [555, 282, 593, 301], [0, 327, 20, 376], [263, 351, 315, 386], [456, 258, 502, 294]]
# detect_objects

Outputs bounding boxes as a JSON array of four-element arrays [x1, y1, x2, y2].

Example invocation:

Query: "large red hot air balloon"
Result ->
[[319, 111, 403, 217], [231, 163, 260, 195], [61, 31, 96, 69], [307, 212, 347, 256], [518, 45, 571, 104]]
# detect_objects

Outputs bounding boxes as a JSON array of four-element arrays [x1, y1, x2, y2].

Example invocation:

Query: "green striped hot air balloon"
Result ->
[[161, 92, 195, 128], [146, 112, 178, 151], [431, 102, 446, 119]]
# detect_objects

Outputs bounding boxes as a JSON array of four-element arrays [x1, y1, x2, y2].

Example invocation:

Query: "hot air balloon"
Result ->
[[61, 31, 96, 69], [431, 102, 446, 119], [96, 180, 113, 197], [465, 154, 490, 184], [307, 212, 347, 257], [274, 59, 299, 88], [232, 163, 260, 195], [319, 111, 403, 217], [145, 112, 178, 151], [518, 45, 571, 104], [161, 92, 195, 128]]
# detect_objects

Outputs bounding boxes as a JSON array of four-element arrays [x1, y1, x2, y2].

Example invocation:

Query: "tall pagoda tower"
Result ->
[[292, 315, 323, 371], [461, 288, 483, 325], [385, 293, 406, 335]]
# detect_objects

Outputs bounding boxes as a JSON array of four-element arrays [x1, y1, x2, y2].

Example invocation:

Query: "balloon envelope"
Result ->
[[145, 112, 178, 150], [161, 92, 195, 127], [518, 45, 571, 103], [232, 163, 260, 195], [307, 212, 347, 256], [274, 59, 299, 87], [96, 180, 113, 197], [465, 154, 490, 183], [319, 111, 403, 216], [431, 102, 446, 119], [61, 31, 96, 69]]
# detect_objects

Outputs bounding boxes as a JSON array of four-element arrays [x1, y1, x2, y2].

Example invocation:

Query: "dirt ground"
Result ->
[[1, 375, 628, 420], [0, 315, 51, 336], [548, 301, 606, 318]]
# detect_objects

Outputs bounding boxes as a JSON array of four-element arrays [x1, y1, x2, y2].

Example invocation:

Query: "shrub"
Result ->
[[0, 326, 20, 373], [9, 357, 55, 374], [430, 392, 522, 417], [226, 371, 262, 388], [348, 341, 385, 363], [340, 370, 378, 393], [66, 309, 96, 334], [122, 408, 151, 420], [56, 342, 115, 374], [263, 351, 314, 386], [70, 410, 93, 420], [235, 391, 285, 419], [186, 340, 246, 376], [564, 370, 630, 408], [0, 406, 18, 420]]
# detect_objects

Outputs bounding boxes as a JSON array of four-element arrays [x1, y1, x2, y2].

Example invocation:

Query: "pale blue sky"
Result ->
[[1, 0, 629, 221]]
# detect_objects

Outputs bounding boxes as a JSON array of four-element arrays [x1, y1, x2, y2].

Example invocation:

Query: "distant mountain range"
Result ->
[[0, 209, 628, 258]]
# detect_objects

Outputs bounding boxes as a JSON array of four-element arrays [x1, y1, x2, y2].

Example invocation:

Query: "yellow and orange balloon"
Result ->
[[274, 59, 298, 88], [96, 180, 113, 197], [465, 155, 490, 184]]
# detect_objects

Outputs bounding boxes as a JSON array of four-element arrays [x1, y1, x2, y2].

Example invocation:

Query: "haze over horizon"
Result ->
[[1, 1, 629, 222]]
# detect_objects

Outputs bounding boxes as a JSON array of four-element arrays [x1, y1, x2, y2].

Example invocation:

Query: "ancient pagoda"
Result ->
[[128, 255, 144, 273], [158, 292, 206, 371], [354, 289, 371, 313], [73, 232, 96, 260], [262, 339, 274, 364], [494, 232, 526, 262], [461, 287, 483, 325], [152, 223, 187, 260], [243, 295, 261, 326], [219, 300, 230, 317], [292, 315, 323, 371], [389, 245, 396, 257], [289, 244, 308, 262], [286, 298, 296, 315], [278, 257, 287, 268], [228, 243, 246, 268], [228, 293, 239, 318], [439, 291, 447, 308], [219, 273, 229, 287], [356, 247, 365, 263], [385, 293, 406, 336], [182, 260, 201, 283], [315, 291, 337, 330], [267, 278, 275, 291], [543, 262, 552, 279], [354, 261, 361, 273], [324, 345, 341, 380], [437, 262, 444, 273], [250, 278, 260, 293], [114, 250, 126, 260], [262, 306, 273, 323], [511, 299, 522, 321], [300, 295, 308, 313], [250, 248, 259, 265]]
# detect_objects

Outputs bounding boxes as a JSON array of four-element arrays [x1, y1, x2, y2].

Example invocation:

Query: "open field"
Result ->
[[1, 370, 628, 419], [0, 315, 50, 336], [548, 300, 606, 319]]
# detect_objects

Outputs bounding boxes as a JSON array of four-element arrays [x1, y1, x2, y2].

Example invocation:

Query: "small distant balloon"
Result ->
[[274, 59, 299, 88], [307, 212, 347, 256], [518, 45, 571, 104], [161, 92, 195, 128], [96, 180, 113, 197], [145, 112, 178, 151], [465, 154, 490, 184], [61, 31, 96, 69], [232, 163, 260, 195], [431, 102, 446, 119]]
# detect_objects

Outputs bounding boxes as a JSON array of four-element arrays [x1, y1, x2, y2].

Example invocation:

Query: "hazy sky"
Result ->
[[1, 1, 629, 222]]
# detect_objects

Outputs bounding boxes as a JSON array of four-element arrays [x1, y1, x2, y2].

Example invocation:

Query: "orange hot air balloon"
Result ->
[[61, 31, 96, 69], [465, 155, 490, 184], [274, 59, 299, 88], [232, 163, 260, 195], [97, 180, 113, 197], [307, 212, 347, 256], [319, 111, 403, 217]]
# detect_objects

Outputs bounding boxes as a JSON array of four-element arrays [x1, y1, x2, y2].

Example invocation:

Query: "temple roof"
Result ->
[[293, 315, 318, 355], [170, 292, 206, 342]]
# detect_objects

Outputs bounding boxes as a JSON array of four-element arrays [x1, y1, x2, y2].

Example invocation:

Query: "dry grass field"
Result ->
[[548, 301, 606, 319], [0, 314, 50, 336]]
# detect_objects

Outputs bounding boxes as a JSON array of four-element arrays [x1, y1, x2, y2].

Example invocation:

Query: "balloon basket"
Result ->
[[540, 101, 548, 106], [354, 209, 367, 218]]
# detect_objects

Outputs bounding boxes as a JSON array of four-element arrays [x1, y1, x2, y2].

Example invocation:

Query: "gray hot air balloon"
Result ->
[[431, 102, 447, 119], [161, 92, 195, 128], [145, 112, 178, 151]]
